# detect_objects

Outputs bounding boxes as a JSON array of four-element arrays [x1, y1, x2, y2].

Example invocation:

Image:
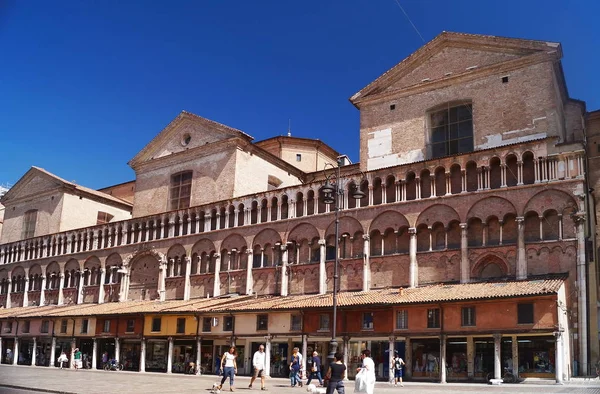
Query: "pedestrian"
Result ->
[[324, 352, 346, 394], [57, 351, 68, 369], [391, 353, 405, 387], [101, 351, 109, 368], [356, 349, 376, 394], [289, 347, 302, 387], [217, 346, 237, 392], [73, 348, 82, 371], [249, 344, 267, 391], [306, 351, 323, 387]]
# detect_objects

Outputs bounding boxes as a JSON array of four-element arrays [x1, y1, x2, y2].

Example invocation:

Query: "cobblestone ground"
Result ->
[[1, 365, 600, 394]]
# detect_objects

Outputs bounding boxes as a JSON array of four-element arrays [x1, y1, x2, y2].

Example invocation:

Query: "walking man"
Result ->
[[391, 353, 405, 386], [249, 344, 268, 390]]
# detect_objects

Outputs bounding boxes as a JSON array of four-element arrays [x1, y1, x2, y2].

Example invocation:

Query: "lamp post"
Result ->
[[319, 157, 366, 363]]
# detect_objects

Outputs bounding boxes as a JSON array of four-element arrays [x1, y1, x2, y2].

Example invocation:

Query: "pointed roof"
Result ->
[[128, 111, 254, 168], [1, 166, 132, 209], [350, 31, 562, 106]]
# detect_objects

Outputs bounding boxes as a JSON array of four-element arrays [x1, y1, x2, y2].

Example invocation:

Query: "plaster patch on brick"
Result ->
[[477, 132, 547, 150], [367, 149, 423, 171], [367, 128, 392, 157]]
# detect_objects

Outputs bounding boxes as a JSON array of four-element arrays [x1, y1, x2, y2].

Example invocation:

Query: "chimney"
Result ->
[[398, 287, 404, 296]]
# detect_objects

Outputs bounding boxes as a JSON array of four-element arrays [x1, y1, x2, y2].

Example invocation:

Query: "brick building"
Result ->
[[0, 32, 597, 383]]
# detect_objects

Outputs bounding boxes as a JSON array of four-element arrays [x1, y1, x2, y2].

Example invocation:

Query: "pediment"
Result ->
[[351, 32, 561, 103], [1, 167, 66, 204], [129, 111, 253, 168]]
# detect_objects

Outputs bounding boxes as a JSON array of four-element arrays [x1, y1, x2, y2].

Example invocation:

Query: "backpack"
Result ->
[[394, 358, 403, 369]]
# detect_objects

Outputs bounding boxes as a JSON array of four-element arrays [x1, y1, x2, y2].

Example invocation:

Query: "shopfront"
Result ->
[[199, 340, 214, 374], [36, 338, 53, 366], [347, 340, 404, 381], [473, 337, 493, 380], [145, 339, 168, 372], [17, 338, 33, 365], [53, 338, 73, 367], [411, 338, 440, 379], [172, 340, 196, 374], [120, 340, 141, 371], [446, 337, 467, 380], [517, 336, 555, 378], [268, 341, 290, 377], [2, 338, 15, 364], [96, 338, 116, 368]]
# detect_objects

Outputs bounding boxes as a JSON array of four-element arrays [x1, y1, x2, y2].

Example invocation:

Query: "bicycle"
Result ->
[[104, 359, 124, 371], [486, 367, 517, 383]]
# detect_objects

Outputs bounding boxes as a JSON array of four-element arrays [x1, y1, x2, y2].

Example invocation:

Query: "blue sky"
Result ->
[[1, 0, 598, 189]]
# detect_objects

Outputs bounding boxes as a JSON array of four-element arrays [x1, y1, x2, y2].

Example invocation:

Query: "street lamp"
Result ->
[[318, 157, 366, 363]]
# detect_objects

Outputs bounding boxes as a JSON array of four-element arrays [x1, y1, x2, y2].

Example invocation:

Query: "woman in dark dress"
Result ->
[[325, 352, 346, 394]]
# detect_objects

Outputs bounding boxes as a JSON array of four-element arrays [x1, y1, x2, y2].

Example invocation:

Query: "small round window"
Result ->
[[181, 134, 192, 146]]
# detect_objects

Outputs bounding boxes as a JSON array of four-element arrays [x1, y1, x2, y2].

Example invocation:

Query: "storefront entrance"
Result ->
[[446, 338, 467, 380], [96, 338, 115, 369], [121, 340, 141, 371], [146, 340, 167, 372], [200, 340, 214, 374], [411, 338, 440, 379], [36, 338, 52, 366], [54, 339, 73, 368], [17, 338, 33, 365], [518, 336, 555, 378], [172, 340, 196, 374], [2, 339, 15, 364]]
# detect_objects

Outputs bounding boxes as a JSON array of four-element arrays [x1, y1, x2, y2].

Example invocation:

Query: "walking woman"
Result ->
[[218, 346, 238, 392], [289, 347, 302, 387], [324, 352, 346, 394]]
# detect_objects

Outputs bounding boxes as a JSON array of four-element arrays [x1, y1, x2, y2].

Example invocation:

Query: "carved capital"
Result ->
[[408, 227, 417, 235], [318, 239, 326, 246], [516, 216, 525, 223], [213, 253, 221, 259]]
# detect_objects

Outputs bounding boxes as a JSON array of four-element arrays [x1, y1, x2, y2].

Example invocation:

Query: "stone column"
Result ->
[[39, 275, 46, 306], [184, 256, 192, 301], [98, 268, 106, 304], [57, 270, 65, 306], [493, 334, 501, 380], [265, 336, 272, 377], [50, 337, 56, 368], [159, 259, 167, 302], [511, 335, 518, 379], [246, 250, 253, 295], [318, 239, 326, 294], [13, 338, 19, 365], [140, 338, 146, 372], [23, 276, 29, 307], [114, 337, 120, 363], [388, 336, 395, 383], [31, 336, 37, 366], [516, 217, 527, 280], [302, 335, 308, 378], [343, 337, 350, 381], [405, 337, 412, 378], [196, 337, 202, 375], [362, 235, 370, 291], [213, 254, 221, 297], [5, 279, 10, 309], [409, 228, 417, 288], [77, 271, 84, 304], [555, 332, 563, 384], [440, 334, 447, 383], [460, 223, 469, 283], [167, 337, 173, 374], [575, 216, 588, 375], [467, 336, 474, 379], [280, 245, 289, 296], [92, 338, 97, 369]]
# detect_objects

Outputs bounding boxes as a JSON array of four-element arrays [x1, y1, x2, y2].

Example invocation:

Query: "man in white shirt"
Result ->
[[249, 344, 267, 390]]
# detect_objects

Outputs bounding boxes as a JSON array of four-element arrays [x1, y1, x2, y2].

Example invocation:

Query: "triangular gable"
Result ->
[[350, 31, 562, 104], [1, 167, 66, 203], [128, 111, 254, 168]]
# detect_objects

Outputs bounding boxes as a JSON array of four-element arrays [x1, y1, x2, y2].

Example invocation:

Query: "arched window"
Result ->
[[169, 171, 192, 210], [429, 102, 473, 159]]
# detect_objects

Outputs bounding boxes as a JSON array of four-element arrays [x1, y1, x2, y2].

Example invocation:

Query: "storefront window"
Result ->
[[474, 337, 494, 380], [172, 341, 195, 373], [121, 341, 141, 371], [146, 340, 167, 372], [518, 336, 554, 377], [446, 338, 467, 380], [412, 338, 440, 378]]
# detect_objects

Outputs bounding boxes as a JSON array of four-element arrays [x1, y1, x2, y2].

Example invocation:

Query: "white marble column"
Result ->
[[13, 338, 19, 365], [98, 268, 106, 304], [40, 276, 46, 306], [196, 337, 202, 375], [493, 334, 501, 380], [409, 228, 417, 288], [575, 216, 588, 375], [167, 337, 173, 374], [140, 338, 146, 372], [49, 337, 56, 368], [302, 335, 308, 378], [265, 336, 272, 377], [460, 223, 469, 283], [159, 259, 167, 302], [115, 337, 120, 363], [23, 277, 29, 307], [246, 250, 253, 295], [388, 336, 395, 383], [281, 245, 289, 296], [5, 279, 10, 309], [343, 337, 350, 381], [516, 217, 527, 280], [440, 335, 447, 383], [77, 272, 84, 304], [318, 240, 326, 294], [362, 235, 370, 291], [31, 337, 37, 366], [57, 270, 65, 306], [92, 338, 97, 369], [183, 256, 192, 301], [213, 254, 221, 297]]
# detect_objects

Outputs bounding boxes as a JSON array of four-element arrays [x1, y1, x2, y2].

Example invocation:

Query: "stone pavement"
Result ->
[[1, 365, 600, 394]]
